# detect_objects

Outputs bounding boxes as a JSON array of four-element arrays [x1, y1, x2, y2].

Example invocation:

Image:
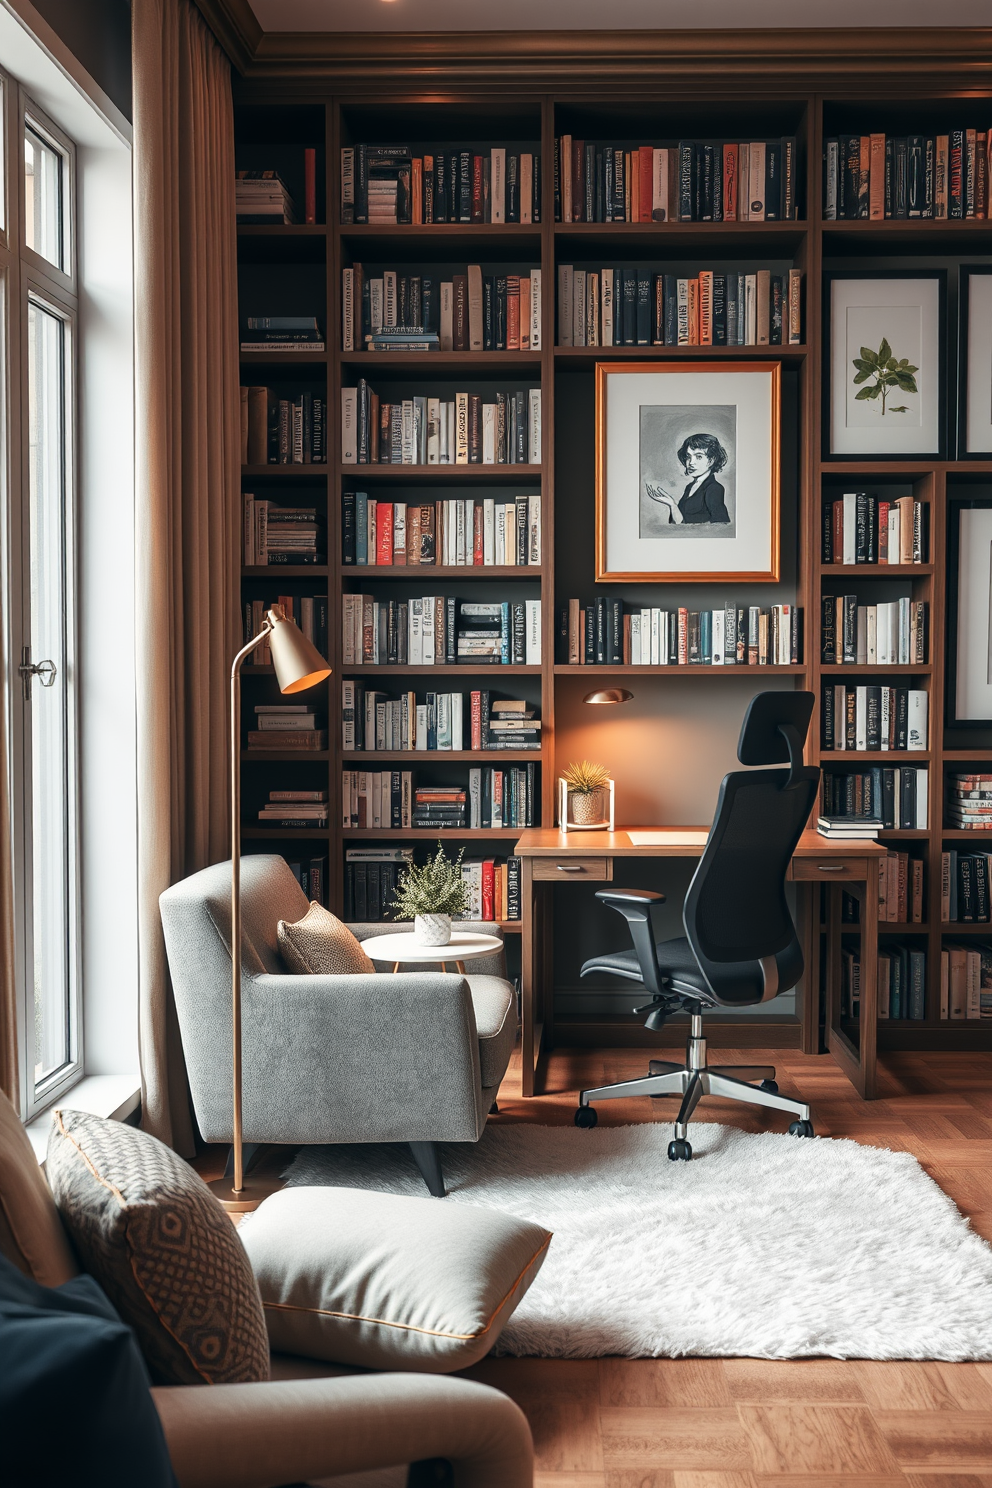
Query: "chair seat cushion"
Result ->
[[239, 1186, 550, 1374], [581, 936, 712, 997], [466, 976, 517, 1088]]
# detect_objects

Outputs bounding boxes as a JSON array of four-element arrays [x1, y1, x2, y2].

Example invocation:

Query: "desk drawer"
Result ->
[[532, 856, 612, 882], [791, 857, 865, 881]]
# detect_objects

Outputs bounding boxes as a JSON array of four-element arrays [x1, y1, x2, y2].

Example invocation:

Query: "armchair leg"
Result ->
[[409, 1141, 446, 1198]]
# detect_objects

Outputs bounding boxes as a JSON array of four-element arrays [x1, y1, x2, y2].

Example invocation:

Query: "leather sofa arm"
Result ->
[[152, 1373, 533, 1488]]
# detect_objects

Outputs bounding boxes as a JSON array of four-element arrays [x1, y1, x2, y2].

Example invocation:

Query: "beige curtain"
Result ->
[[0, 705, 17, 1109], [133, 0, 241, 1153]]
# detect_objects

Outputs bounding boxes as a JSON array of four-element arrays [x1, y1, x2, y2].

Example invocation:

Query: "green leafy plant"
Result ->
[[391, 842, 469, 918], [562, 760, 612, 795], [852, 338, 919, 416]]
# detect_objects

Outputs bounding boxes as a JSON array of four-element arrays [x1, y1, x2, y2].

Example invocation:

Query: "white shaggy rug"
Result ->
[[284, 1122, 992, 1361]]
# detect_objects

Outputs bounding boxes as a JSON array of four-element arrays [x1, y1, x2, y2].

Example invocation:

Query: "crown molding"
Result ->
[[193, 10, 992, 90]]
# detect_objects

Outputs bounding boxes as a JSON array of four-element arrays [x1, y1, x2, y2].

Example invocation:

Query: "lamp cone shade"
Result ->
[[582, 687, 633, 705], [266, 604, 332, 693]]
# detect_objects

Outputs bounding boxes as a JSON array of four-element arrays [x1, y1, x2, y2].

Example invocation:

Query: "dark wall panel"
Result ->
[[32, 0, 131, 121]]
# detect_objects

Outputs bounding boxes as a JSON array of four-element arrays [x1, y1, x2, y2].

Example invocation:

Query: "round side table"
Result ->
[[361, 930, 503, 975]]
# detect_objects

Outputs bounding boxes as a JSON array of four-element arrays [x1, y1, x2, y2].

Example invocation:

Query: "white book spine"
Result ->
[[916, 769, 928, 830], [491, 148, 505, 223], [401, 400, 415, 464], [525, 600, 542, 665], [712, 609, 724, 664], [342, 268, 354, 350], [422, 595, 435, 665], [504, 504, 515, 568], [427, 397, 440, 463], [572, 269, 586, 347], [469, 768, 481, 827], [842, 492, 857, 565], [482, 403, 495, 464], [383, 270, 397, 327], [455, 393, 469, 464], [855, 686, 867, 750], [652, 148, 667, 220], [451, 691, 463, 751], [630, 614, 641, 666], [415, 705, 427, 751], [558, 264, 573, 347], [341, 679, 355, 750], [483, 499, 495, 565], [495, 506, 505, 566], [528, 388, 541, 464], [907, 690, 928, 750], [528, 494, 541, 566], [677, 278, 689, 344], [601, 267, 614, 347], [409, 597, 423, 666], [530, 268, 542, 351], [898, 596, 911, 665], [341, 388, 357, 464]]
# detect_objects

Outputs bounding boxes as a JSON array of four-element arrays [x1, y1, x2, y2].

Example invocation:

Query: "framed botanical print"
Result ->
[[826, 271, 945, 458], [948, 499, 992, 726], [961, 267, 992, 458], [594, 360, 781, 583]]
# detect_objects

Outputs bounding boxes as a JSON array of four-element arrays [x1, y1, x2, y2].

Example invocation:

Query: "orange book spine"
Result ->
[[507, 289, 520, 351], [687, 278, 700, 345], [411, 158, 423, 224], [376, 503, 393, 565], [869, 134, 885, 220], [698, 270, 713, 345], [638, 146, 653, 222], [723, 143, 738, 221]]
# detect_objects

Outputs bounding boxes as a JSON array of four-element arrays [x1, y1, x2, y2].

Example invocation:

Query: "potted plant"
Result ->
[[561, 760, 612, 828], [391, 842, 469, 947]]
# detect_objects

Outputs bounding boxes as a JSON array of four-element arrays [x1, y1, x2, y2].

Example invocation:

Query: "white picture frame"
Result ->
[[828, 274, 944, 458], [963, 269, 992, 457], [953, 505, 992, 725]]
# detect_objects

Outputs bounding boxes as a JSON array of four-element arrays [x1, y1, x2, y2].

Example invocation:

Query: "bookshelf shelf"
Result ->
[[240, 351, 328, 367], [818, 564, 934, 577], [555, 664, 806, 676], [341, 352, 543, 372], [553, 344, 807, 368], [941, 922, 992, 934], [337, 464, 541, 481], [238, 224, 327, 238], [241, 749, 330, 761], [344, 566, 543, 579], [342, 828, 524, 840], [345, 751, 541, 762], [343, 665, 542, 677], [820, 663, 932, 675], [242, 827, 331, 840], [553, 221, 806, 253], [942, 750, 992, 760], [339, 224, 543, 253], [820, 751, 931, 762], [941, 830, 992, 840]]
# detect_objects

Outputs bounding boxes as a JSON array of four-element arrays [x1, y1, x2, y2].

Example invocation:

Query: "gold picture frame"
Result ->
[[595, 360, 781, 583]]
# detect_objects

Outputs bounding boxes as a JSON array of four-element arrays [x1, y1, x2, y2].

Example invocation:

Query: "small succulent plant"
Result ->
[[562, 760, 612, 795]]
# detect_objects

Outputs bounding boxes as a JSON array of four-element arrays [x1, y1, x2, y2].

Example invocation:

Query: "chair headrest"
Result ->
[[737, 691, 815, 785]]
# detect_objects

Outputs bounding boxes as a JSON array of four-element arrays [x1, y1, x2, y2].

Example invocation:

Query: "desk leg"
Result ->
[[798, 882, 819, 1055], [824, 868, 878, 1100], [520, 857, 545, 1097], [859, 878, 878, 1100]]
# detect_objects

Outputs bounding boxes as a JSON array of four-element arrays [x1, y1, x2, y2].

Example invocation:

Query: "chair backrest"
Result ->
[[682, 691, 819, 1007]]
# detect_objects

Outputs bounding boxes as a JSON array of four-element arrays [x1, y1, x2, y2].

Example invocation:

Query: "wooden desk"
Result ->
[[513, 827, 886, 1101]]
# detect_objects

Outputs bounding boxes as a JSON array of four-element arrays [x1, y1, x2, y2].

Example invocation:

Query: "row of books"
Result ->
[[842, 944, 927, 1021], [342, 494, 541, 568], [242, 594, 328, 667], [243, 498, 322, 566], [877, 851, 925, 923], [240, 315, 325, 354], [560, 600, 802, 668], [341, 770, 535, 830], [342, 384, 541, 466], [557, 267, 802, 349], [285, 854, 327, 907], [554, 137, 801, 223], [257, 789, 328, 829], [823, 131, 991, 221], [946, 773, 992, 832], [245, 703, 325, 753], [941, 945, 992, 1019], [821, 685, 928, 753], [341, 145, 541, 225], [342, 683, 539, 753], [822, 494, 928, 566], [820, 597, 928, 667], [342, 265, 542, 353], [341, 595, 542, 668], [821, 766, 929, 830], [342, 848, 523, 923], [240, 386, 327, 466], [942, 850, 992, 922], [236, 162, 317, 225]]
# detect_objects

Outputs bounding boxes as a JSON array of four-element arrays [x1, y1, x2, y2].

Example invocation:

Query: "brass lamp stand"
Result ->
[[209, 603, 331, 1213]]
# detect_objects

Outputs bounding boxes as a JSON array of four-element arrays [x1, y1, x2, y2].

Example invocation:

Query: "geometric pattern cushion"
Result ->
[[46, 1109, 270, 1386], [277, 902, 375, 976]]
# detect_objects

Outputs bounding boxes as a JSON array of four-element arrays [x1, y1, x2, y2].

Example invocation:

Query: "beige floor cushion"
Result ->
[[240, 1186, 550, 1373]]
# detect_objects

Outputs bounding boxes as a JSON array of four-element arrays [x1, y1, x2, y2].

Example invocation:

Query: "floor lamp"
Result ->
[[210, 603, 331, 1213]]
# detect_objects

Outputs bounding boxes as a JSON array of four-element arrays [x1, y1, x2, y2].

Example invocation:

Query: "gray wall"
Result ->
[[32, 0, 131, 120]]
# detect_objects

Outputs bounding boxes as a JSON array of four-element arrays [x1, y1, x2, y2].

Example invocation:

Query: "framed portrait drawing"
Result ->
[[961, 268, 992, 457], [948, 500, 992, 726], [826, 271, 945, 459], [594, 360, 781, 583]]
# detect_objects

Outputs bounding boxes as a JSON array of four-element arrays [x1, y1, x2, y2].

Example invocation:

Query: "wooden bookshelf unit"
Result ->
[[232, 39, 992, 1094]]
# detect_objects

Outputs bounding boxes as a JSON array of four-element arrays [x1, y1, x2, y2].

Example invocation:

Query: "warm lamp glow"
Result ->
[[583, 688, 634, 705], [266, 604, 332, 694]]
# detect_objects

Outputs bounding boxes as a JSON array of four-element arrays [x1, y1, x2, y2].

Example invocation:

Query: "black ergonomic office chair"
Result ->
[[574, 691, 820, 1161]]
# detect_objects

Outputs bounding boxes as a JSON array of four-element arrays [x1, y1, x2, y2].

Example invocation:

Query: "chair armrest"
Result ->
[[594, 889, 665, 907], [223, 973, 485, 1146], [153, 1374, 533, 1488], [594, 889, 667, 999]]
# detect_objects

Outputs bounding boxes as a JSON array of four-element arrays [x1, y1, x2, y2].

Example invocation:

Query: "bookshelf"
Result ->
[[233, 60, 992, 1090]]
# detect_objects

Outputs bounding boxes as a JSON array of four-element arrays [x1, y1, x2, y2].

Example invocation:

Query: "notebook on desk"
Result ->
[[626, 830, 710, 847]]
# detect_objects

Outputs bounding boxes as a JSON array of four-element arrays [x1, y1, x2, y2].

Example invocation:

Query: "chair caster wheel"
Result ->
[[789, 1120, 815, 1138], [760, 1079, 779, 1094], [574, 1106, 598, 1129], [668, 1138, 692, 1161]]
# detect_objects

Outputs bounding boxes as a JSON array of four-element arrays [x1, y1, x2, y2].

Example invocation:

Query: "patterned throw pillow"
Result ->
[[277, 901, 375, 976], [46, 1109, 269, 1386]]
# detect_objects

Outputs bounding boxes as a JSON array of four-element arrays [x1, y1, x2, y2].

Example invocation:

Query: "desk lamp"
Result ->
[[209, 604, 331, 1213]]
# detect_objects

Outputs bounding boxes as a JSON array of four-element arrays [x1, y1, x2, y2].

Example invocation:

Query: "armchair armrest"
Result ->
[[153, 1373, 533, 1488], [594, 889, 667, 999]]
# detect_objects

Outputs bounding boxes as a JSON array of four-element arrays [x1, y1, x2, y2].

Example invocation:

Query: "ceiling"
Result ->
[[247, 0, 990, 29]]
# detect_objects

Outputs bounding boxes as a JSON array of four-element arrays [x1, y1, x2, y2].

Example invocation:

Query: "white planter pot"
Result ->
[[414, 913, 452, 947]]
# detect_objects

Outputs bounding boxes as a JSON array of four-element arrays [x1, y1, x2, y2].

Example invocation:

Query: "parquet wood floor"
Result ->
[[459, 1045, 992, 1487], [197, 1045, 992, 1484]]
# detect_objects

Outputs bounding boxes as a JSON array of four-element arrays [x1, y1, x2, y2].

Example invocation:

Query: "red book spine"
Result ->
[[376, 503, 394, 566], [481, 859, 495, 921], [832, 500, 844, 564], [677, 607, 689, 665], [412, 158, 423, 224], [470, 691, 482, 750], [473, 504, 484, 565], [638, 146, 653, 222], [572, 140, 585, 223], [507, 278, 520, 351], [723, 144, 738, 221], [304, 147, 316, 224], [878, 501, 890, 563], [471, 155, 484, 222]]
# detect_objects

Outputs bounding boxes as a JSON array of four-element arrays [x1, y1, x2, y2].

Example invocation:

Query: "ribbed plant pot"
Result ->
[[414, 913, 452, 947], [570, 789, 606, 826]]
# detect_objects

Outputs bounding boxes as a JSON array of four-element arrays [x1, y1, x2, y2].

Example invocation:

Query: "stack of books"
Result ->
[[554, 136, 800, 222], [257, 790, 329, 829], [341, 145, 541, 225], [946, 773, 992, 831], [817, 815, 884, 840], [562, 600, 801, 668], [286, 855, 327, 906], [412, 786, 466, 830], [240, 315, 324, 353], [557, 266, 802, 348], [822, 492, 928, 565], [240, 385, 327, 465], [343, 846, 414, 921], [342, 382, 541, 466], [343, 264, 541, 353], [942, 849, 992, 921], [821, 766, 928, 829], [821, 685, 928, 752], [235, 169, 297, 224], [343, 493, 541, 568], [940, 944, 992, 1019], [486, 700, 541, 752], [821, 596, 927, 666], [246, 704, 326, 753], [243, 498, 322, 565], [823, 130, 991, 220]]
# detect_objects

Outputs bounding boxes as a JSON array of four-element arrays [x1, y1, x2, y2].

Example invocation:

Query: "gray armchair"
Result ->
[[159, 855, 517, 1195]]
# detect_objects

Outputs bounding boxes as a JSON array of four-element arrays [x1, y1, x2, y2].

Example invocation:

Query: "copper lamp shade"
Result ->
[[267, 604, 332, 693], [583, 688, 634, 705]]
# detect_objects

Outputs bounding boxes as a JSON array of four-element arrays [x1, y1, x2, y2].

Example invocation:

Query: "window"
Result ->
[[0, 80, 80, 1118]]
